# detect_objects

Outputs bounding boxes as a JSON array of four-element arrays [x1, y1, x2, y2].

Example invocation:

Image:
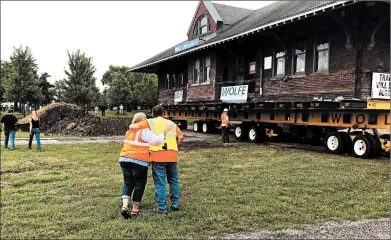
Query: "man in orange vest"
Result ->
[[118, 112, 173, 219], [221, 108, 231, 143]]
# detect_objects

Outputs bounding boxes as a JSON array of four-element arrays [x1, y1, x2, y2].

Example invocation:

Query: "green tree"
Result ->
[[53, 79, 66, 102], [39, 72, 55, 105], [0, 60, 13, 102], [63, 49, 99, 109], [107, 72, 133, 110], [4, 46, 42, 113], [101, 65, 130, 86], [133, 73, 158, 108]]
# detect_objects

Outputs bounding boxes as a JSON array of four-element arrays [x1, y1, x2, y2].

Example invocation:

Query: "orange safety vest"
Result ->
[[120, 128, 151, 162], [221, 112, 229, 127]]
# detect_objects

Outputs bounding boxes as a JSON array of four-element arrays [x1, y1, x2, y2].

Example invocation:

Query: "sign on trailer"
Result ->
[[220, 85, 248, 103], [371, 72, 390, 100]]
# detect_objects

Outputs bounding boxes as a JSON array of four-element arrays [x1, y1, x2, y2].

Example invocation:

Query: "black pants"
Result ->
[[120, 162, 148, 203], [4, 130, 10, 148], [222, 126, 230, 143]]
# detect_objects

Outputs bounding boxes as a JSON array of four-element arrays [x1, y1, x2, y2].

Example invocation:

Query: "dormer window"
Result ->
[[193, 15, 210, 39]]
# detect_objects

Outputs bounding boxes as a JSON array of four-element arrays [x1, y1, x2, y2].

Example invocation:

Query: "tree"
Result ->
[[0, 60, 13, 102], [53, 79, 67, 102], [107, 72, 133, 109], [4, 46, 42, 113], [101, 65, 130, 86], [39, 72, 55, 105], [133, 73, 158, 108], [63, 49, 99, 109]]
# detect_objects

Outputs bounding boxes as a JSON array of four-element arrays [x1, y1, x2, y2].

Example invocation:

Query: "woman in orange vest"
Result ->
[[221, 108, 231, 143], [118, 112, 172, 219]]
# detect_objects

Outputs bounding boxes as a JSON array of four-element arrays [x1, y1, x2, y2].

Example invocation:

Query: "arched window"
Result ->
[[193, 15, 210, 39]]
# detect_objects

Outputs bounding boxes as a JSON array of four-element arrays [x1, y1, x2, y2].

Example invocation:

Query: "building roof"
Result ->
[[211, 2, 254, 25], [130, 1, 351, 72]]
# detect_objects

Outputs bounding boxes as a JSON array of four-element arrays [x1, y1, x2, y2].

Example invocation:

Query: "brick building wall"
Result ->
[[187, 1, 217, 41], [186, 51, 216, 102], [360, 21, 390, 99]]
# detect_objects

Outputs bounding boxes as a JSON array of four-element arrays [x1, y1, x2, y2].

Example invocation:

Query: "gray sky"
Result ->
[[1, 1, 274, 90]]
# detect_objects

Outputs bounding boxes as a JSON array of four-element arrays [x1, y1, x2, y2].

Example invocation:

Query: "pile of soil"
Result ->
[[19, 103, 133, 136]]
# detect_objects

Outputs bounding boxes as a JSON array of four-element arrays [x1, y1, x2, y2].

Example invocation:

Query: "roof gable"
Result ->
[[212, 2, 254, 25], [186, 1, 222, 37]]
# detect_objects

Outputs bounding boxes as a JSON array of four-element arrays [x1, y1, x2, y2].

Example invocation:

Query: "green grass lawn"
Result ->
[[1, 143, 389, 239], [88, 110, 151, 119]]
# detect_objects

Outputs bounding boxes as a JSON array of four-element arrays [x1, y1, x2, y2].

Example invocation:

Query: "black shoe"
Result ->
[[120, 207, 130, 219], [170, 206, 179, 212]]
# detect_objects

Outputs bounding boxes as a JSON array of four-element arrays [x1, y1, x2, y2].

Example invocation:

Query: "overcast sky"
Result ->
[[1, 1, 274, 90]]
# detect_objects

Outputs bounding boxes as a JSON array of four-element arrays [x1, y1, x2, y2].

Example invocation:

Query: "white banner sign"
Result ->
[[371, 72, 390, 100], [220, 85, 248, 103], [174, 90, 183, 103]]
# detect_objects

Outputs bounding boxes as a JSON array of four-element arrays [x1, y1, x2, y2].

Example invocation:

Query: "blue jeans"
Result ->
[[152, 162, 179, 211], [4, 130, 16, 149], [28, 128, 41, 150]]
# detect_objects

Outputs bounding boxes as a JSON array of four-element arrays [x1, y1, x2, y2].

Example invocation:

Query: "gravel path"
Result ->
[[218, 218, 390, 239]]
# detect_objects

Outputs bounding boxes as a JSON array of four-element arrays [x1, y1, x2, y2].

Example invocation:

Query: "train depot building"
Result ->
[[130, 1, 390, 159]]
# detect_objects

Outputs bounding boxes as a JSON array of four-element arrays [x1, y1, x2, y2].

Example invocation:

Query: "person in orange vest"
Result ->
[[221, 108, 231, 143], [129, 105, 184, 213], [118, 112, 173, 219]]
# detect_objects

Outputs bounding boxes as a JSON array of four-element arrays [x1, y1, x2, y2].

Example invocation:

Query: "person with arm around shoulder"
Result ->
[[0, 109, 18, 150], [28, 110, 41, 152], [118, 112, 173, 219]]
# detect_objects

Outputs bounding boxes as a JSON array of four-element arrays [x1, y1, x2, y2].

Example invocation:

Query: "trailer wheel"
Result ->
[[290, 125, 304, 139], [306, 127, 322, 142], [339, 132, 352, 154], [379, 134, 390, 157], [351, 135, 373, 158], [248, 126, 261, 143], [367, 135, 381, 158], [202, 122, 209, 134], [234, 125, 247, 140], [178, 120, 188, 130], [325, 132, 345, 154], [193, 121, 200, 132]]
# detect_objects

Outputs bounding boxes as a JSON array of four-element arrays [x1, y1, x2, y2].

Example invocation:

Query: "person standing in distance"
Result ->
[[0, 109, 18, 150], [221, 108, 231, 143]]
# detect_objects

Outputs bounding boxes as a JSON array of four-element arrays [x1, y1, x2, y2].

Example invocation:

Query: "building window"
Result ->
[[274, 51, 285, 76], [315, 34, 329, 72], [193, 59, 200, 84], [203, 56, 210, 83], [293, 39, 306, 74], [166, 74, 170, 89], [193, 15, 210, 39]]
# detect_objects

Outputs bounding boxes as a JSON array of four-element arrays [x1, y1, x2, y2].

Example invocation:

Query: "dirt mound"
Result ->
[[19, 103, 132, 136]]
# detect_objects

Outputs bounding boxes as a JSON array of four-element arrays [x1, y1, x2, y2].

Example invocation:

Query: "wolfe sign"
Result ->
[[220, 85, 248, 103], [371, 72, 390, 100]]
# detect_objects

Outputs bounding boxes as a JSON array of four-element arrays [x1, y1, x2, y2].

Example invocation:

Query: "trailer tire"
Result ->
[[202, 122, 210, 134], [306, 127, 322, 142], [351, 135, 373, 158], [367, 135, 381, 158], [235, 125, 247, 140], [339, 132, 352, 154], [179, 120, 188, 130], [193, 121, 200, 132], [325, 132, 345, 154], [248, 126, 261, 143], [290, 125, 304, 139]]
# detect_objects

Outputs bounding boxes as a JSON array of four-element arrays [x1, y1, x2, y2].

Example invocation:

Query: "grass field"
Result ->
[[1, 142, 389, 239]]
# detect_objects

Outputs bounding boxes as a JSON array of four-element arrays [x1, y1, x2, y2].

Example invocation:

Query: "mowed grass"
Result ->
[[1, 142, 389, 239]]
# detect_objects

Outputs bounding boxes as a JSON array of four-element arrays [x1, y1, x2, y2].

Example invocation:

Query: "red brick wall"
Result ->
[[360, 21, 390, 99], [188, 1, 217, 41], [186, 51, 216, 102]]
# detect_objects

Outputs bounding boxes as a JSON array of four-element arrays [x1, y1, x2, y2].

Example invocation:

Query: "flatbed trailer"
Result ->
[[163, 99, 390, 159]]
